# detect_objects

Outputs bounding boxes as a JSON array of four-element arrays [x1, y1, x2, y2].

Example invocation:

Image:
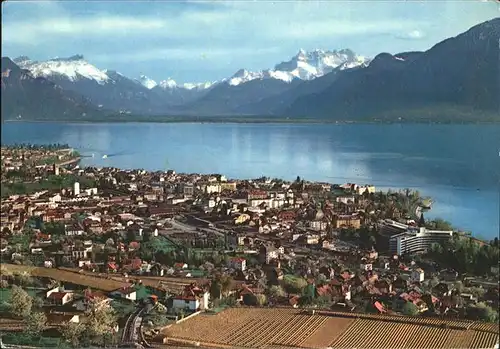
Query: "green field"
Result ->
[[1, 174, 96, 197], [0, 287, 39, 302]]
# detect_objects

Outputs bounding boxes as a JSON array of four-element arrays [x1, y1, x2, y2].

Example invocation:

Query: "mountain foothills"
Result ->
[[1, 18, 499, 122]]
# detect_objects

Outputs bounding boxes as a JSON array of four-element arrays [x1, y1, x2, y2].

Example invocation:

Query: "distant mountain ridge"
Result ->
[[3, 19, 499, 122], [1, 57, 103, 120], [11, 48, 367, 116], [286, 17, 500, 120]]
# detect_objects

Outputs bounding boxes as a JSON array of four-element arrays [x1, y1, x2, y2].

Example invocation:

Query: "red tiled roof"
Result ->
[[316, 285, 332, 297], [107, 262, 118, 270], [289, 295, 300, 306], [112, 287, 135, 295], [341, 272, 351, 280], [48, 292, 69, 300], [374, 301, 386, 313]]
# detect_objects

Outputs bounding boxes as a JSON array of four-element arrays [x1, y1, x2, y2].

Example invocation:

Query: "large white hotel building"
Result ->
[[381, 219, 454, 255]]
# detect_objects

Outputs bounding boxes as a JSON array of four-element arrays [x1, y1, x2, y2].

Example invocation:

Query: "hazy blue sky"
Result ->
[[2, 0, 498, 83]]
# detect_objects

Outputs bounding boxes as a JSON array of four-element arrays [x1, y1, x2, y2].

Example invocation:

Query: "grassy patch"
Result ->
[[1, 174, 96, 197]]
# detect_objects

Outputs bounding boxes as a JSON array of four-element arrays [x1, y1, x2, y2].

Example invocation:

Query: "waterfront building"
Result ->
[[389, 227, 453, 255]]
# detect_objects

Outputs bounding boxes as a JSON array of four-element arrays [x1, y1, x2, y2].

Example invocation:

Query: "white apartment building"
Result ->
[[389, 227, 453, 255]]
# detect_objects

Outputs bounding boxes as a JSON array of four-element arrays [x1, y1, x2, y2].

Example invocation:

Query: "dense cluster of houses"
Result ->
[[1, 165, 498, 322]]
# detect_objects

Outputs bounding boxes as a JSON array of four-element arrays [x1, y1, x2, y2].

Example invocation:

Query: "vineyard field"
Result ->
[[162, 308, 499, 349]]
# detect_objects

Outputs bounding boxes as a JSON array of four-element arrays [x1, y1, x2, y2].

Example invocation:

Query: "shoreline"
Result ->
[[3, 118, 500, 125]]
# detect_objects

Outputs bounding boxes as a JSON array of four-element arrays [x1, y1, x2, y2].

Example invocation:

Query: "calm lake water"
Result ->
[[2, 121, 499, 239]]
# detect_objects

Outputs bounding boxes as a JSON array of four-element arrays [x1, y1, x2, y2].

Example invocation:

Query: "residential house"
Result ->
[[259, 244, 279, 264], [228, 257, 247, 271], [71, 246, 92, 260], [65, 223, 84, 236], [336, 196, 355, 205], [47, 290, 74, 306], [433, 282, 452, 297], [309, 219, 328, 231], [411, 268, 425, 283], [109, 286, 137, 301], [360, 262, 373, 272], [374, 279, 393, 294], [332, 214, 361, 229], [277, 210, 297, 222], [150, 263, 165, 276], [174, 263, 188, 270], [171, 284, 210, 311]]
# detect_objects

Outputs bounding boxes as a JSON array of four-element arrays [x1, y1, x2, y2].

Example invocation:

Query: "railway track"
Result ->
[[121, 307, 142, 345]]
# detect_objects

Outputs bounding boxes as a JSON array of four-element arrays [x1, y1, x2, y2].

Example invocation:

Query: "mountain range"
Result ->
[[2, 18, 499, 122]]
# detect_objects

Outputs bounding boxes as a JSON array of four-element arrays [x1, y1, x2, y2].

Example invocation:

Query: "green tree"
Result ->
[[61, 322, 85, 347], [467, 302, 499, 323], [255, 294, 267, 306], [14, 272, 34, 286], [402, 302, 419, 316], [83, 300, 118, 344], [220, 275, 234, 297], [426, 218, 453, 231], [25, 311, 47, 336], [210, 280, 222, 300], [32, 297, 45, 310], [268, 285, 286, 298], [10, 285, 32, 317], [282, 275, 307, 295], [314, 295, 333, 308]]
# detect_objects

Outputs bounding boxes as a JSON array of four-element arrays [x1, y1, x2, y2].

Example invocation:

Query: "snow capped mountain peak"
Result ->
[[228, 69, 264, 86], [16, 55, 110, 85], [159, 78, 177, 89], [226, 48, 369, 86], [181, 81, 215, 90], [14, 47, 369, 92], [273, 48, 369, 80], [137, 75, 158, 89]]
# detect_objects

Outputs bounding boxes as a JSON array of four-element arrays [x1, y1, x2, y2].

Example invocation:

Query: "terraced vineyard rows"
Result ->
[[444, 329, 474, 348], [331, 319, 418, 348], [319, 310, 475, 329], [301, 317, 355, 348], [469, 329, 499, 348], [162, 308, 499, 349], [284, 315, 328, 347], [470, 322, 499, 332], [404, 325, 452, 348]]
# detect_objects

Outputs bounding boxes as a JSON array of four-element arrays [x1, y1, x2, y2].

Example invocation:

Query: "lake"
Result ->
[[2, 121, 499, 240]]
